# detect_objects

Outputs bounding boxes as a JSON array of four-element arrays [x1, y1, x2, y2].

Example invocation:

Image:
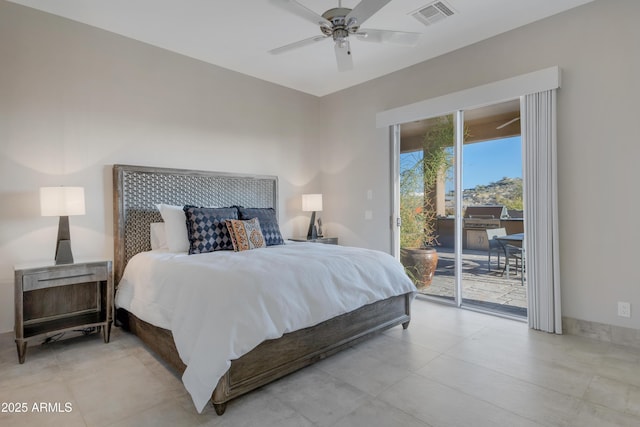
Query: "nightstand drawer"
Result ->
[[22, 265, 108, 292]]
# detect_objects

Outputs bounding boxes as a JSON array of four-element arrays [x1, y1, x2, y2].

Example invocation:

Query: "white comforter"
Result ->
[[115, 242, 416, 413]]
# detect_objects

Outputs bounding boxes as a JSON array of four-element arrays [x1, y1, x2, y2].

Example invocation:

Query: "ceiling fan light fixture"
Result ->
[[333, 28, 349, 42]]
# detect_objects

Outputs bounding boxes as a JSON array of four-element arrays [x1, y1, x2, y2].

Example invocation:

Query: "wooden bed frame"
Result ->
[[112, 164, 412, 415]]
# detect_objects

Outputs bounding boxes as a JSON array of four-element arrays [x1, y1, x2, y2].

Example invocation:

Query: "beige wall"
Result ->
[[319, 0, 640, 330], [0, 1, 322, 332], [2, 0, 639, 335]]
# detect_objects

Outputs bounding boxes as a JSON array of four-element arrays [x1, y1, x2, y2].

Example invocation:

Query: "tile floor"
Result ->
[[1, 299, 640, 426]]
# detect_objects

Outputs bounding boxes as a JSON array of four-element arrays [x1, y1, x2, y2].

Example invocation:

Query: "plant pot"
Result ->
[[401, 247, 438, 289]]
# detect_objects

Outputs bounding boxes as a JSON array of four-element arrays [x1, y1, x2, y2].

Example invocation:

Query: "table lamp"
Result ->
[[40, 186, 85, 264], [302, 193, 322, 240]]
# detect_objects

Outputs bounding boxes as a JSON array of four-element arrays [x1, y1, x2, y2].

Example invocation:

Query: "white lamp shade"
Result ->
[[302, 193, 323, 212], [40, 187, 86, 216]]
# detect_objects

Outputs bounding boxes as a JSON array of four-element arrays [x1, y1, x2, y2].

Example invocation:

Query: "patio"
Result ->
[[416, 247, 528, 317]]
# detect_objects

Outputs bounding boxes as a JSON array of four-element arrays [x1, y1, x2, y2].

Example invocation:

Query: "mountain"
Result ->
[[446, 177, 523, 211]]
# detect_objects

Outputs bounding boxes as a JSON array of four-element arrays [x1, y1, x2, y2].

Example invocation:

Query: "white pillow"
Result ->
[[156, 204, 189, 253], [150, 222, 168, 250]]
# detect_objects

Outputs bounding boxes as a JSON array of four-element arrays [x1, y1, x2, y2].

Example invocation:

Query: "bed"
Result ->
[[112, 164, 415, 415]]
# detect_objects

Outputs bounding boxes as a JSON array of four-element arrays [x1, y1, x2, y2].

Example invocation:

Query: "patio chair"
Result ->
[[504, 244, 525, 285], [486, 228, 506, 272]]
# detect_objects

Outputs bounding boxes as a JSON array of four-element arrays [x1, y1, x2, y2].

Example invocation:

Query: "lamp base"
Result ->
[[55, 240, 74, 265], [54, 216, 74, 265], [306, 211, 317, 240]]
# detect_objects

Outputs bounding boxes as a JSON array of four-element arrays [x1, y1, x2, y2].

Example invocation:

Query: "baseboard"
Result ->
[[563, 316, 640, 349]]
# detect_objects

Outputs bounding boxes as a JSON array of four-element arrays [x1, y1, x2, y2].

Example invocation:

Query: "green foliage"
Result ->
[[497, 195, 523, 211], [421, 116, 455, 192], [400, 192, 425, 248], [497, 178, 523, 210], [400, 116, 454, 248]]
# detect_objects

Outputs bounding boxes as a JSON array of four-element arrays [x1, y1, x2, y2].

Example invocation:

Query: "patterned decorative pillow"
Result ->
[[183, 206, 238, 254], [225, 218, 267, 252], [236, 207, 284, 246]]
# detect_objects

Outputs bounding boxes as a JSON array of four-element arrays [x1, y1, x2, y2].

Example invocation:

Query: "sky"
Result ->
[[401, 136, 522, 190], [461, 136, 522, 189]]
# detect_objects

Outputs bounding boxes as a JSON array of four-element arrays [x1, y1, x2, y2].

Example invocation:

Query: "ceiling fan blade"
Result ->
[[355, 29, 420, 45], [270, 0, 330, 26], [345, 0, 392, 28], [496, 117, 520, 130], [269, 35, 329, 55], [334, 40, 353, 72]]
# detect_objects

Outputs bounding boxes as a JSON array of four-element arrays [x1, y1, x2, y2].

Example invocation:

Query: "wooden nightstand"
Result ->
[[289, 237, 339, 245], [14, 260, 113, 363]]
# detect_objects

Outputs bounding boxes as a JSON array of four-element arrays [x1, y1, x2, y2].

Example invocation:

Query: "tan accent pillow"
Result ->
[[225, 218, 267, 252]]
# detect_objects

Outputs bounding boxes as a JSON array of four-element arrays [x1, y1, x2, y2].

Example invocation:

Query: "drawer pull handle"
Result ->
[[37, 273, 95, 282]]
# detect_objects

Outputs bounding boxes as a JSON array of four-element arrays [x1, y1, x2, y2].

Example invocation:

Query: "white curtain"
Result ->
[[522, 90, 562, 333]]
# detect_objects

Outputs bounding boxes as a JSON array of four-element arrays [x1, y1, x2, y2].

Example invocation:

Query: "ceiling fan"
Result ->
[[269, 0, 420, 72]]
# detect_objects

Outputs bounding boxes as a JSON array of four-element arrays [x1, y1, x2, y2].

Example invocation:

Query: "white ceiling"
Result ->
[[8, 0, 594, 97]]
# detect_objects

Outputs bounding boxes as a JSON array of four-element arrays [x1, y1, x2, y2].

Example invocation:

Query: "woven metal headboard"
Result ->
[[113, 164, 278, 285]]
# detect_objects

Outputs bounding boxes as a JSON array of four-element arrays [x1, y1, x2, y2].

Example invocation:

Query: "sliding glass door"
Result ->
[[399, 113, 456, 303], [397, 100, 527, 318], [459, 102, 526, 317]]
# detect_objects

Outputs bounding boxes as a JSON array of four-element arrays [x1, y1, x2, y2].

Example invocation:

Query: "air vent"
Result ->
[[411, 1, 455, 26]]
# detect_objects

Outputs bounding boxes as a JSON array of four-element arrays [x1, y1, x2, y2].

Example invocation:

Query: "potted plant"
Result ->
[[400, 116, 455, 288]]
